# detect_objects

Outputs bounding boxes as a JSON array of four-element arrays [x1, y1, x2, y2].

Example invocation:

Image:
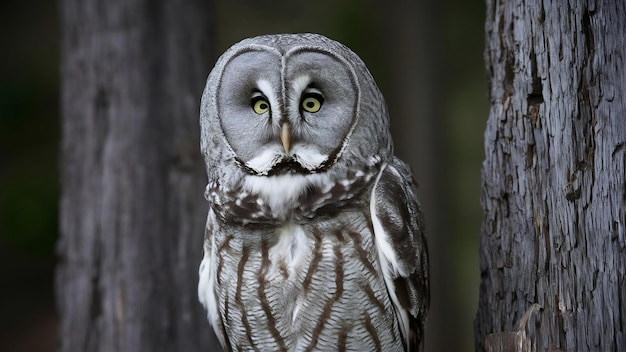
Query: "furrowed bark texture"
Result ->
[[56, 0, 220, 350], [476, 1, 626, 351]]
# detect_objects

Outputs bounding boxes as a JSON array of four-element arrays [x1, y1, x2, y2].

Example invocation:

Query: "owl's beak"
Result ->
[[280, 122, 291, 153]]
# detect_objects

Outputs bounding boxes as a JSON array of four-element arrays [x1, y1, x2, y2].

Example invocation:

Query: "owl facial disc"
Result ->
[[214, 46, 360, 176]]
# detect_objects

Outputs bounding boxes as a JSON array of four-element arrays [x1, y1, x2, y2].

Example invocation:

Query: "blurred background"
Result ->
[[0, 0, 486, 351]]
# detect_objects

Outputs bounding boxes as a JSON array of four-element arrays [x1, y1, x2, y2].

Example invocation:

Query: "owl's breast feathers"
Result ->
[[201, 187, 408, 351], [202, 156, 428, 351]]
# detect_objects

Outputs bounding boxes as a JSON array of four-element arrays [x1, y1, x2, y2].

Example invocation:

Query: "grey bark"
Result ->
[[56, 0, 220, 351], [476, 1, 626, 351]]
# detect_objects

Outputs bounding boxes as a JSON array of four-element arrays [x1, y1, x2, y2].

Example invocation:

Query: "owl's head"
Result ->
[[200, 34, 395, 221], [201, 33, 393, 180]]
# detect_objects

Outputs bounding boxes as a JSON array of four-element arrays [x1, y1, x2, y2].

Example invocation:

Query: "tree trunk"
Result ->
[[56, 0, 221, 351], [476, 1, 626, 351], [475, 0, 626, 351]]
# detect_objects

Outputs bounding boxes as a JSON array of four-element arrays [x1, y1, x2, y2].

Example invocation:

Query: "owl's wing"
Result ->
[[370, 157, 429, 351]]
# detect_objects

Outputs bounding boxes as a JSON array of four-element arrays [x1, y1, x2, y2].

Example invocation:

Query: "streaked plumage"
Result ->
[[198, 33, 429, 351]]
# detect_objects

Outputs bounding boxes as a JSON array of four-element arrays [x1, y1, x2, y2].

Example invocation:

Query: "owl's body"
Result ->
[[199, 33, 428, 351]]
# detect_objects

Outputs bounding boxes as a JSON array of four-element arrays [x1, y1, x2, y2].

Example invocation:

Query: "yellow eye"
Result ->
[[301, 95, 322, 113], [252, 97, 270, 114]]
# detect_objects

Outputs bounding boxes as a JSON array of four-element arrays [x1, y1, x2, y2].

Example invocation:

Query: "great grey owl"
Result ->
[[198, 33, 429, 352]]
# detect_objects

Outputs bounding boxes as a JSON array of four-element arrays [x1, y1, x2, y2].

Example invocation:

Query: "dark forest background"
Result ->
[[0, 1, 486, 351]]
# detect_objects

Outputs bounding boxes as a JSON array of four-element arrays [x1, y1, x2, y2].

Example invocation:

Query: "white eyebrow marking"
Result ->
[[291, 74, 311, 97], [286, 75, 311, 121], [256, 78, 280, 125]]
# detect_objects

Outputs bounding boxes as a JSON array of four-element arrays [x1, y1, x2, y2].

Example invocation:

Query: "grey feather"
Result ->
[[372, 157, 429, 351]]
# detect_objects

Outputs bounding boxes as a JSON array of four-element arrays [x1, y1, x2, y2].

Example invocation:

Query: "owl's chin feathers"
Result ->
[[242, 173, 328, 217], [206, 155, 383, 223], [243, 144, 329, 176]]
